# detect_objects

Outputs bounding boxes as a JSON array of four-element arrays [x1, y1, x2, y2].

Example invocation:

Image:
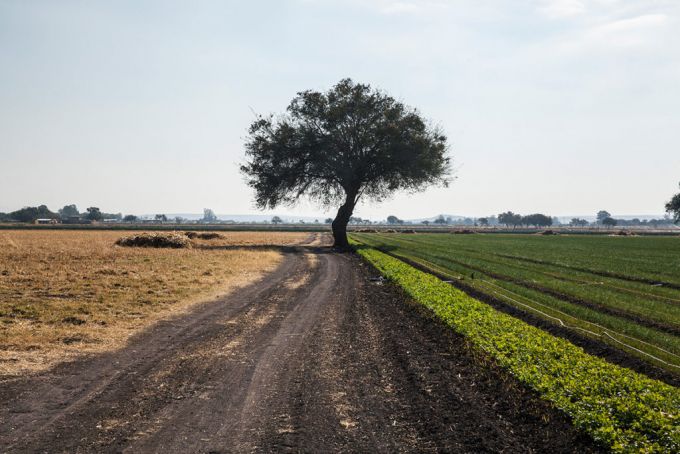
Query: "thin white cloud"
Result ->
[[557, 13, 670, 53], [588, 13, 668, 49], [342, 0, 450, 16], [381, 2, 419, 15], [539, 0, 587, 19], [595, 13, 668, 33]]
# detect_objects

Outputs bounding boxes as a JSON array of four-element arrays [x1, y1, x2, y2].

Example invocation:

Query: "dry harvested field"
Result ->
[[0, 230, 311, 376]]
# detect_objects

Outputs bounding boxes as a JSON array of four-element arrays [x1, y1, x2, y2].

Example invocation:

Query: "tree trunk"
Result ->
[[331, 193, 355, 250]]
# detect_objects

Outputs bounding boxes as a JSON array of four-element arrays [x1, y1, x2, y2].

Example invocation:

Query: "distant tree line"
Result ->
[[0, 204, 122, 223], [497, 211, 553, 228], [0, 205, 233, 224]]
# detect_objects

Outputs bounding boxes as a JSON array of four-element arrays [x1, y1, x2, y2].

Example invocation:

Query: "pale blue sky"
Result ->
[[1, 0, 679, 219]]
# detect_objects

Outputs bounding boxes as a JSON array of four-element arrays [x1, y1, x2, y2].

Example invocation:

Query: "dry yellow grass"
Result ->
[[187, 231, 320, 247], [0, 230, 310, 376]]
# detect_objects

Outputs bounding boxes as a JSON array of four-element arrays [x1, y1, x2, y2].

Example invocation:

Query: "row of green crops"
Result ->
[[351, 233, 680, 372], [354, 245, 679, 453]]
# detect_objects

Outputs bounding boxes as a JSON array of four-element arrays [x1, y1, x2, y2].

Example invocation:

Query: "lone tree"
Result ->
[[271, 216, 283, 224], [596, 210, 611, 225], [85, 207, 103, 221], [666, 182, 680, 223], [241, 79, 450, 249], [202, 208, 218, 223]]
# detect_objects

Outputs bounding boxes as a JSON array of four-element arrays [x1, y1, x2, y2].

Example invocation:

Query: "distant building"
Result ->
[[35, 218, 58, 225]]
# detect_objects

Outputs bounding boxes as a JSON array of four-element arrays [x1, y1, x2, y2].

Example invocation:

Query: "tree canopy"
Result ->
[[522, 213, 552, 227], [202, 208, 218, 223], [85, 207, 103, 221], [498, 211, 522, 228], [7, 205, 58, 223], [241, 78, 450, 248], [666, 182, 680, 223], [596, 210, 611, 224], [58, 204, 80, 218]]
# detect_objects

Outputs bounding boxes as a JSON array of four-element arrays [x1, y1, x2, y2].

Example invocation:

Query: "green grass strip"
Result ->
[[355, 246, 680, 453]]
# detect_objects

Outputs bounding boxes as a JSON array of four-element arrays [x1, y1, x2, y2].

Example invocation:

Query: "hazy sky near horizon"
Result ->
[[1, 0, 679, 219]]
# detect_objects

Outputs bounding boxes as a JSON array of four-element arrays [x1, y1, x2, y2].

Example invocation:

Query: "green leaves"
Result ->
[[241, 79, 451, 210], [666, 183, 680, 224], [357, 247, 680, 453]]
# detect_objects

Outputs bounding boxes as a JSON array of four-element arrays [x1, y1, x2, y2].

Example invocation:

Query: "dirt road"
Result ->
[[0, 241, 597, 453]]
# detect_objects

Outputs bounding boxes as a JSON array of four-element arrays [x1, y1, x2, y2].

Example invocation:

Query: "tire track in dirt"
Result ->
[[0, 250, 314, 452]]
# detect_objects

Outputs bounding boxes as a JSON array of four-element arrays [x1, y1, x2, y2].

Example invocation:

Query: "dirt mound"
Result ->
[[453, 229, 475, 234], [115, 232, 190, 248], [184, 231, 223, 240], [400, 229, 417, 234], [539, 230, 559, 236]]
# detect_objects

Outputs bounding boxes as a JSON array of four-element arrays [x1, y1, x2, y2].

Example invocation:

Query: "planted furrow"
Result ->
[[493, 252, 680, 291], [354, 246, 680, 454], [368, 241, 680, 336], [351, 233, 680, 375]]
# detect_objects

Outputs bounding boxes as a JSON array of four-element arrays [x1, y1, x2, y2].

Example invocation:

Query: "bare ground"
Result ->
[[0, 241, 598, 453]]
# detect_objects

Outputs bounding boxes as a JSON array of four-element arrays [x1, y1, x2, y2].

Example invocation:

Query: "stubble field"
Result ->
[[0, 230, 310, 376]]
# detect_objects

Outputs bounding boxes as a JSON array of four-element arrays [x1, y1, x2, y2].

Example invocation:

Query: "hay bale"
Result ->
[[115, 232, 190, 248], [185, 231, 223, 240]]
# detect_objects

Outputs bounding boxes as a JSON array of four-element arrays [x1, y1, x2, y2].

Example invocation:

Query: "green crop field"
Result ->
[[351, 233, 680, 374]]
